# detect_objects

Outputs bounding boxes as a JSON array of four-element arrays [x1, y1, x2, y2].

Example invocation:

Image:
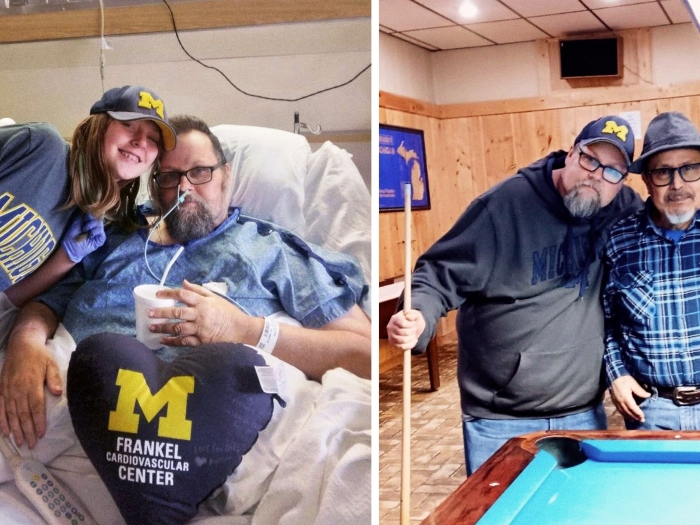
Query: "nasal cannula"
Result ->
[[141, 187, 250, 313], [144, 186, 189, 287]]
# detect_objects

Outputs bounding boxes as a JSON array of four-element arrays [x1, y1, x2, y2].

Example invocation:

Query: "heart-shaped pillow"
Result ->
[[67, 333, 280, 525]]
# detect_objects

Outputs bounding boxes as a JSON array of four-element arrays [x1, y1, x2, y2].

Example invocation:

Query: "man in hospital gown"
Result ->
[[0, 114, 370, 449]]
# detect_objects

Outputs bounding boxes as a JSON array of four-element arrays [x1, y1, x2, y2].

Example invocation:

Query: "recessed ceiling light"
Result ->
[[459, 1, 478, 19]]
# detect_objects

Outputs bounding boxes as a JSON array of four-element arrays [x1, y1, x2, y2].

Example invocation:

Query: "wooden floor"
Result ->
[[378, 342, 625, 525]]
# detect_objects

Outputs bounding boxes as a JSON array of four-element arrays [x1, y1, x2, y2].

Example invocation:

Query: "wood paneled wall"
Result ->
[[380, 88, 700, 342]]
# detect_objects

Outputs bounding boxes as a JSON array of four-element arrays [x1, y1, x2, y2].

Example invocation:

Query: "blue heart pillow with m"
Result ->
[[67, 333, 283, 525]]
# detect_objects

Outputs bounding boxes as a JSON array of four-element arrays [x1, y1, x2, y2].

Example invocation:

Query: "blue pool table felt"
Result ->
[[478, 439, 700, 525]]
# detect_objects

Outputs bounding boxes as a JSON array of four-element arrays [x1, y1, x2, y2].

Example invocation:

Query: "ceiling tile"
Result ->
[[379, 0, 694, 50], [379, 0, 452, 32], [500, 0, 585, 18], [391, 32, 440, 50], [466, 18, 551, 43], [581, 0, 653, 8], [594, 3, 670, 30], [530, 10, 608, 36], [416, 0, 518, 24], [660, 0, 693, 23], [404, 25, 493, 49]]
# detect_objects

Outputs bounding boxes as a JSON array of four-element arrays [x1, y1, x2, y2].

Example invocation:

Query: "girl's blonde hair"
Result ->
[[65, 114, 161, 232]]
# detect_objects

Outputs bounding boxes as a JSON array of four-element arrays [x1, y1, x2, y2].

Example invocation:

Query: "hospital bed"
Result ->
[[0, 124, 371, 525]]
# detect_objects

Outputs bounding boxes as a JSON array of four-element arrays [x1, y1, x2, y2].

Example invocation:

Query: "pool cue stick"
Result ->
[[400, 181, 412, 525]]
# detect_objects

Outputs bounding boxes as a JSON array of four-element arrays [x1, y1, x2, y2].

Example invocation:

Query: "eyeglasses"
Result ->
[[154, 162, 224, 189], [645, 163, 700, 187], [576, 146, 627, 184]]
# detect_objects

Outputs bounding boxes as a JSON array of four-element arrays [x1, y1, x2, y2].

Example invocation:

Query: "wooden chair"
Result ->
[[379, 278, 440, 391]]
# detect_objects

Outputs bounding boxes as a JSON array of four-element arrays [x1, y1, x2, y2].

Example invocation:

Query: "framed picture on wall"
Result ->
[[379, 124, 431, 212]]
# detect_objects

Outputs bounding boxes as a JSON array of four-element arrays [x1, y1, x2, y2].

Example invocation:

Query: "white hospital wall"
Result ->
[[380, 22, 700, 105], [0, 18, 370, 182]]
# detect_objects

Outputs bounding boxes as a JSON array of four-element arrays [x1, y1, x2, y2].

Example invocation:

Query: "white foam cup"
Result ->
[[133, 284, 177, 349]]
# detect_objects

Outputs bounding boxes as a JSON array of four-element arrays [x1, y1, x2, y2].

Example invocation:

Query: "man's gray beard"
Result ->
[[164, 199, 216, 243], [664, 208, 695, 226], [563, 184, 602, 218]]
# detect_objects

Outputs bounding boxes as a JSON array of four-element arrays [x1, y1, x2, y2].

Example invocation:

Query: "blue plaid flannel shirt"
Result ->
[[604, 203, 700, 387]]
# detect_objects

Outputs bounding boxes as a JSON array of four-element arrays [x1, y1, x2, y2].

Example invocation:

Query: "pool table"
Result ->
[[420, 430, 700, 525]]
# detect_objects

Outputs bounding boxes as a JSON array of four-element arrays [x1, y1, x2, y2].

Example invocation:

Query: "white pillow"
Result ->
[[210, 125, 371, 284], [305, 142, 371, 284], [211, 124, 311, 238]]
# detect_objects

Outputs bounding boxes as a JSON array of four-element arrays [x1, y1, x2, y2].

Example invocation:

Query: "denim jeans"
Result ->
[[462, 403, 607, 476], [625, 388, 700, 430]]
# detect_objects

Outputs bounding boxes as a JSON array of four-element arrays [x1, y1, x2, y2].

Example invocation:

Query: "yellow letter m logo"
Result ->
[[137, 91, 165, 120], [601, 120, 629, 142], [108, 369, 194, 440]]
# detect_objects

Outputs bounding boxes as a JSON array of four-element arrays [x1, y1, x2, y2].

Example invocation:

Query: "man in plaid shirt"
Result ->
[[604, 111, 700, 429]]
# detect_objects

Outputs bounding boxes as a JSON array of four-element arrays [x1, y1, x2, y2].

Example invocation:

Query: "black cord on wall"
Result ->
[[161, 0, 371, 102]]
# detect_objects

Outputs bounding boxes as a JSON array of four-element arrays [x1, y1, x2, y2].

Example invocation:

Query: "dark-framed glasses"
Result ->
[[154, 162, 225, 189], [645, 163, 700, 187], [576, 146, 627, 184]]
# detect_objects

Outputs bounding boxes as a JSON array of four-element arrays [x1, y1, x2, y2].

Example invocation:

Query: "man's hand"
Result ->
[[0, 341, 61, 449], [609, 375, 650, 422], [387, 309, 426, 351], [148, 280, 262, 347]]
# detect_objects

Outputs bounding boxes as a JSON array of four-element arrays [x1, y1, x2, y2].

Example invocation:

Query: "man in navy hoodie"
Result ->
[[387, 116, 643, 475]]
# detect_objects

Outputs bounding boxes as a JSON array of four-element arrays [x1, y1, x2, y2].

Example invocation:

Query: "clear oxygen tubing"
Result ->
[[141, 186, 252, 314], [144, 186, 189, 286]]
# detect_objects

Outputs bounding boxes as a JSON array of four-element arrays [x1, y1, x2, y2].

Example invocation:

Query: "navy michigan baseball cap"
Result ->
[[90, 85, 176, 151], [574, 115, 635, 167]]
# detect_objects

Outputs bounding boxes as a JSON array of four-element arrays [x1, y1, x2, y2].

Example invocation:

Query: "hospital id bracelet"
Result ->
[[257, 317, 279, 354]]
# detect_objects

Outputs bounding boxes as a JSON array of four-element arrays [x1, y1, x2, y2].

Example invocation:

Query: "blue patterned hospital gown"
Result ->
[[38, 207, 368, 355]]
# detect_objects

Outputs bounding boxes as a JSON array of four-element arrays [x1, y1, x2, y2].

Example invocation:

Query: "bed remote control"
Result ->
[[0, 436, 96, 525]]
